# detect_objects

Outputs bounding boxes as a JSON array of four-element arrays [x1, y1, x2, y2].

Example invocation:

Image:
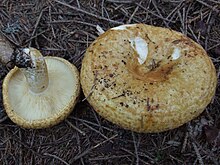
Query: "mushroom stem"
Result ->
[[18, 48, 49, 93]]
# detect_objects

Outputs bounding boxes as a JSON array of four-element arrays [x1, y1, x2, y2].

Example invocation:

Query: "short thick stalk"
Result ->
[[19, 48, 49, 93]]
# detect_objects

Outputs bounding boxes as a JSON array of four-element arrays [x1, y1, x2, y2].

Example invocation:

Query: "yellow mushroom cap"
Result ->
[[80, 24, 217, 133], [3, 56, 80, 129]]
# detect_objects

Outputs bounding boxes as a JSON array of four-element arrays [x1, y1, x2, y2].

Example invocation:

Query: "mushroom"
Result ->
[[2, 48, 80, 129], [80, 24, 217, 133]]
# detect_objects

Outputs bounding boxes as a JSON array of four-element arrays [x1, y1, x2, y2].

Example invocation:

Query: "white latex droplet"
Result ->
[[111, 24, 137, 30], [130, 37, 148, 65], [172, 47, 181, 60]]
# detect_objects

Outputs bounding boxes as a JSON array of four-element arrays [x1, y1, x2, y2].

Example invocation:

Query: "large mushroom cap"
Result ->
[[3, 56, 80, 129], [80, 24, 217, 133]]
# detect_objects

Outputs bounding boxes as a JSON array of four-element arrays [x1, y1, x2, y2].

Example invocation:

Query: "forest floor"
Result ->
[[0, 0, 219, 164]]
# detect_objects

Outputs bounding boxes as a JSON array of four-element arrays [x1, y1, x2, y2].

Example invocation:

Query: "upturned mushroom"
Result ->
[[80, 24, 217, 133], [2, 47, 80, 129]]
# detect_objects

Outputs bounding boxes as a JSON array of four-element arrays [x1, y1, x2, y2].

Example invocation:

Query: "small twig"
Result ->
[[151, 0, 169, 27], [177, 10, 185, 34], [76, 0, 81, 8], [82, 122, 113, 143], [69, 116, 115, 132], [68, 39, 93, 44], [181, 132, 188, 153], [0, 30, 20, 47], [72, 50, 86, 70], [113, 3, 140, 23], [72, 134, 118, 161], [192, 142, 204, 165], [41, 47, 69, 51], [89, 154, 130, 161], [170, 154, 184, 163], [188, 25, 200, 44], [106, 0, 135, 4], [54, 0, 122, 25], [30, 130, 36, 148], [126, 1, 141, 24], [19, 128, 23, 165], [196, 0, 219, 13], [186, 9, 210, 23], [25, 29, 49, 44], [209, 0, 220, 4], [90, 105, 104, 132], [208, 42, 220, 51], [187, 123, 204, 165], [101, 0, 105, 17], [121, 148, 150, 165], [75, 125, 85, 165], [44, 153, 70, 165], [29, 8, 46, 47], [0, 115, 8, 123], [137, 151, 154, 161], [217, 66, 220, 78], [166, 1, 184, 20], [205, 10, 217, 50], [182, 6, 187, 34], [49, 6, 56, 38], [136, 2, 176, 23], [49, 20, 97, 28], [65, 119, 86, 136], [132, 132, 139, 165]]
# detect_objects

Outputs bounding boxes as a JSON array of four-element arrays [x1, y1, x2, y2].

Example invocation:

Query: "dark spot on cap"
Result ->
[[109, 73, 114, 77], [121, 60, 127, 65]]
